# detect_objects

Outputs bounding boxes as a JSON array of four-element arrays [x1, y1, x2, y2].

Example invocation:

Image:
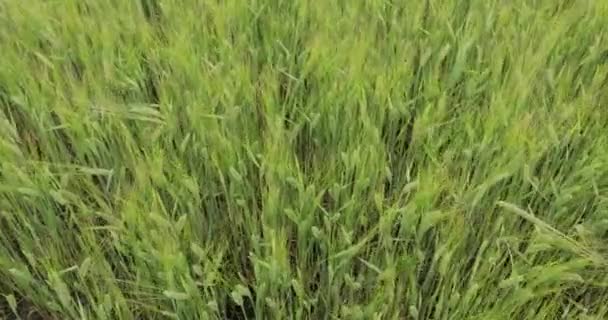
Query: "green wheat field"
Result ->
[[1, 1, 608, 319]]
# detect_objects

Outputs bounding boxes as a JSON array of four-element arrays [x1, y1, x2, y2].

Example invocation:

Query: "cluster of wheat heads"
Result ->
[[1, 1, 608, 319]]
